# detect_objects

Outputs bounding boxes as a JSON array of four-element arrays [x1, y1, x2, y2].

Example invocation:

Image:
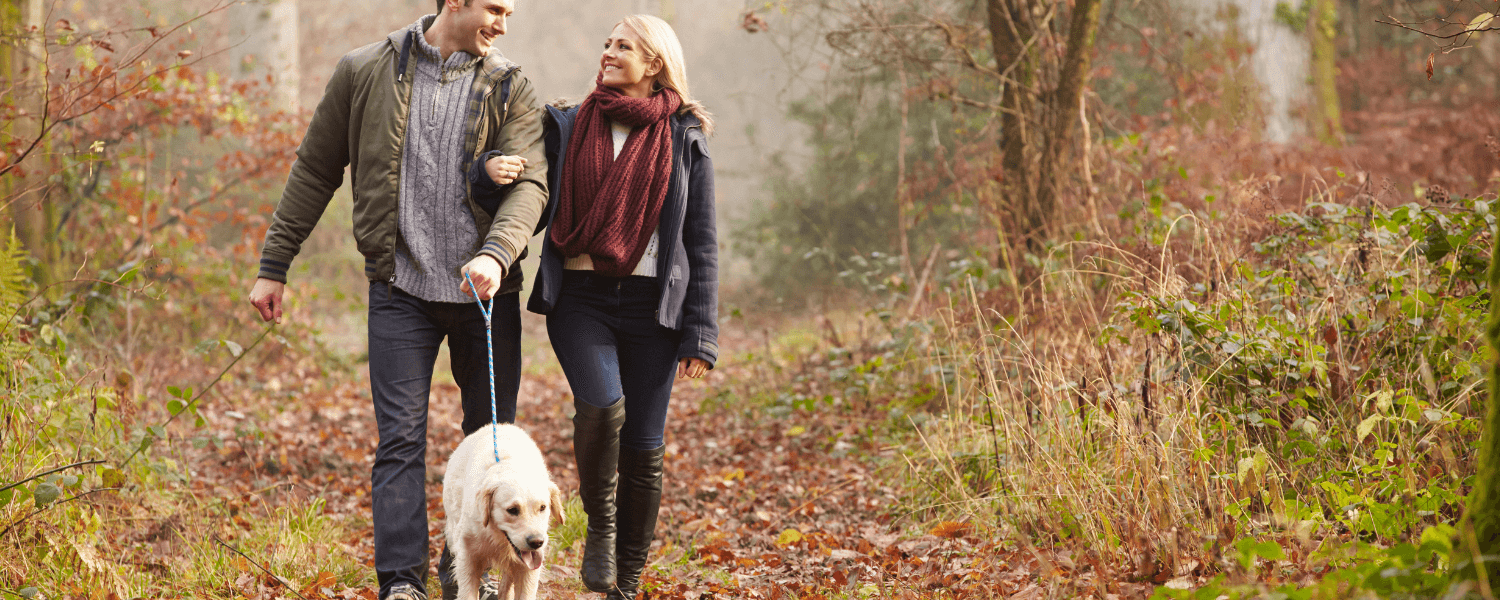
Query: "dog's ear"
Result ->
[[549, 483, 565, 526], [481, 486, 498, 529]]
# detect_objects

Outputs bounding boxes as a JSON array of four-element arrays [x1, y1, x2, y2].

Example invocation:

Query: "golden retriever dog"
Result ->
[[443, 423, 564, 600]]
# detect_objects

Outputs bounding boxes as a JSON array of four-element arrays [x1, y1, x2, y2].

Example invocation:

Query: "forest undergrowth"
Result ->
[[6, 1, 1500, 598], [4, 154, 1500, 599], [725, 176, 1500, 598]]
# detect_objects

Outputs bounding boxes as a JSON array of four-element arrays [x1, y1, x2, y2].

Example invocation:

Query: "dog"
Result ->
[[443, 423, 564, 600]]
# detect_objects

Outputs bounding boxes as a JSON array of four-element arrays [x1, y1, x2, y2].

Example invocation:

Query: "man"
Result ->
[[247, 1, 545, 598]]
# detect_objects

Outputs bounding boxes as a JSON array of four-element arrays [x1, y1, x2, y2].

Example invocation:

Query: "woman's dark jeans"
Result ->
[[367, 282, 521, 598], [547, 271, 680, 451]]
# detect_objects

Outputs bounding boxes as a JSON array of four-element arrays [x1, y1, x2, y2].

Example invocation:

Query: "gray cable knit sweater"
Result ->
[[393, 18, 484, 303]]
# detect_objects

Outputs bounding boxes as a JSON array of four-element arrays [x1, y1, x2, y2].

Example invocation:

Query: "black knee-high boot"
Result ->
[[574, 397, 626, 593], [608, 444, 665, 600]]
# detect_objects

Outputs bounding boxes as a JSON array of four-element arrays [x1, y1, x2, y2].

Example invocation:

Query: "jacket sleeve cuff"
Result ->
[[257, 256, 292, 284], [477, 241, 515, 275], [677, 338, 719, 369]]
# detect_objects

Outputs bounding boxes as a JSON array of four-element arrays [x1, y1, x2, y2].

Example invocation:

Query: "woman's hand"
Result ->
[[677, 357, 709, 379], [485, 154, 528, 186]]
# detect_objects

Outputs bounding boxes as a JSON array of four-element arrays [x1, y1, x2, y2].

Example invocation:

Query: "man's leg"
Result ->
[[447, 291, 522, 434], [368, 282, 444, 599]]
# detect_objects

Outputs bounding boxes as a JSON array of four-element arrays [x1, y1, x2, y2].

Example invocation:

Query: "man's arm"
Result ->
[[256, 55, 356, 283], [473, 74, 548, 275]]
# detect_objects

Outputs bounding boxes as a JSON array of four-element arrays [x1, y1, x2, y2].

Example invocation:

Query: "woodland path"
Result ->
[[183, 317, 1111, 599]]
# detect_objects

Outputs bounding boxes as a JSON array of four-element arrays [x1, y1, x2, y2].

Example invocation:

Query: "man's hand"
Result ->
[[485, 154, 528, 186], [249, 278, 286, 324], [460, 255, 506, 301], [677, 357, 709, 379]]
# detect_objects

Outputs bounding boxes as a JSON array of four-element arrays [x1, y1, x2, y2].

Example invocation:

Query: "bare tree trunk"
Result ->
[[1307, 0, 1343, 145], [228, 0, 301, 112], [895, 63, 913, 280], [4, 0, 54, 283], [1035, 0, 1103, 238], [987, 0, 1039, 250]]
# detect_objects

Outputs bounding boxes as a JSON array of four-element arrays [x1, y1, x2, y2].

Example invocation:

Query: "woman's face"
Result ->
[[599, 23, 660, 98]]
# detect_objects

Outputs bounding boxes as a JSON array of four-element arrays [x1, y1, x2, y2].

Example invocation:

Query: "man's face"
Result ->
[[448, 0, 514, 57]]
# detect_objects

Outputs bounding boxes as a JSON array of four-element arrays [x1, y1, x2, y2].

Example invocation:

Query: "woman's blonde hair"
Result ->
[[616, 14, 714, 136]]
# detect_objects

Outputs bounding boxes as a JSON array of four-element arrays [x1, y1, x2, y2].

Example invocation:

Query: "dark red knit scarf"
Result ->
[[550, 82, 681, 277]]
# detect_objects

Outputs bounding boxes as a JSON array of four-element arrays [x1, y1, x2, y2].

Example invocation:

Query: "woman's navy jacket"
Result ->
[[515, 103, 720, 367]]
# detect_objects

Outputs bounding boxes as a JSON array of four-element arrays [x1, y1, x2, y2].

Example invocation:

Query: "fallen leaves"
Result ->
[[929, 521, 972, 539]]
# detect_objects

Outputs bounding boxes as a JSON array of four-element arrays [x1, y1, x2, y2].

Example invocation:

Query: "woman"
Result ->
[[526, 14, 718, 600]]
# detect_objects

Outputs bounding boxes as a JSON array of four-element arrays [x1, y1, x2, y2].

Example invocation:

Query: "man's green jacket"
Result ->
[[256, 23, 547, 295]]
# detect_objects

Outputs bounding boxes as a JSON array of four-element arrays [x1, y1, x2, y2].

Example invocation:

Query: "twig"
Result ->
[[0, 459, 106, 494], [905, 244, 943, 319], [0, 487, 121, 539], [119, 324, 278, 469], [212, 535, 312, 600], [1375, 16, 1499, 41], [8, 276, 145, 326]]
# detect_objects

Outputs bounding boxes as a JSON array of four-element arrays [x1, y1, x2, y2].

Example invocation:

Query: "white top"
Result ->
[[563, 120, 660, 277]]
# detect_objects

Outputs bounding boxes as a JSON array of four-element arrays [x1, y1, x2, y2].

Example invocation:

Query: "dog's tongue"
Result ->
[[521, 550, 543, 570]]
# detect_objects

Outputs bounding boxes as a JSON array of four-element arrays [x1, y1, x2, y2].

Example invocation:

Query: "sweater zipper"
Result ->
[[391, 31, 416, 281]]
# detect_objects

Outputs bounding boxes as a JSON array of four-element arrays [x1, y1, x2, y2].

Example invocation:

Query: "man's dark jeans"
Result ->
[[368, 282, 521, 598], [547, 271, 680, 451]]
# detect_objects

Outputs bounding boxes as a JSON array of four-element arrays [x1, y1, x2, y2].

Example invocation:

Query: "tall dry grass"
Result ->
[[736, 187, 1493, 586]]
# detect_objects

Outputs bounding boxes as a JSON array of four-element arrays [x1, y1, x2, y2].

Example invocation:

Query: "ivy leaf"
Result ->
[[33, 482, 62, 508]]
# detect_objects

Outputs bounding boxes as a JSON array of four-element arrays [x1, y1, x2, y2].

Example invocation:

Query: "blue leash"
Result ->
[[464, 272, 501, 464]]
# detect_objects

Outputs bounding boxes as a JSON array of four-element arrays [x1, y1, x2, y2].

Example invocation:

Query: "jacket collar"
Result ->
[[551, 104, 700, 132], [388, 15, 519, 83]]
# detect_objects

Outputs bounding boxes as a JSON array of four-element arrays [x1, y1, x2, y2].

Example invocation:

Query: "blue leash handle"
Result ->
[[464, 272, 500, 464]]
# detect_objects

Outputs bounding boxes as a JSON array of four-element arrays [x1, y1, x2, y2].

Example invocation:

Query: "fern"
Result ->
[[0, 227, 31, 321]]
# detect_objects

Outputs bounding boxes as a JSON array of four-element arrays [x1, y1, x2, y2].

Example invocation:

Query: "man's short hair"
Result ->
[[435, 0, 475, 13]]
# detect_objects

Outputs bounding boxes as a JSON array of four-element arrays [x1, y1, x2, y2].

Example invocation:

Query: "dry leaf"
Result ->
[[930, 521, 972, 538], [1426, 52, 1434, 80]]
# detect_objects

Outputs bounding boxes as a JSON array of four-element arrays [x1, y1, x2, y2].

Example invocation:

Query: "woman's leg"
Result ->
[[610, 280, 682, 599], [547, 276, 628, 593]]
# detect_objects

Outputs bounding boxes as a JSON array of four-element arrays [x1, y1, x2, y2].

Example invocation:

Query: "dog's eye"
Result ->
[[539, 504, 547, 512], [507, 506, 521, 516]]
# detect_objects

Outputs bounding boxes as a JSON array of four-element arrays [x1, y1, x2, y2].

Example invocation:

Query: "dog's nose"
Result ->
[[527, 536, 545, 550]]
